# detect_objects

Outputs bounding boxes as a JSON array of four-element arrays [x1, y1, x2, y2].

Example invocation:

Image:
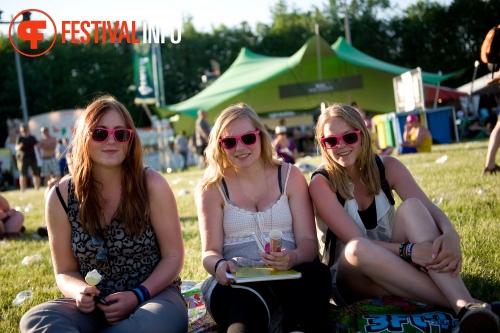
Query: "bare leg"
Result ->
[[337, 198, 475, 314], [391, 198, 474, 313], [485, 119, 500, 170], [19, 175, 27, 192], [4, 211, 24, 233], [33, 175, 41, 190]]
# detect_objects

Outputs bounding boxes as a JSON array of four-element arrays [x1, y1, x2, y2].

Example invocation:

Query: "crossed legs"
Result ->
[[336, 198, 475, 315]]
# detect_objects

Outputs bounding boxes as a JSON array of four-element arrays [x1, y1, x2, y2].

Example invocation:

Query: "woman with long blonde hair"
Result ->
[[310, 103, 500, 333], [196, 103, 331, 333]]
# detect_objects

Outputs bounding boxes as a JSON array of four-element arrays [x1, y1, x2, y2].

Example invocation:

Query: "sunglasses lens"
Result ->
[[221, 138, 237, 149], [343, 132, 359, 144], [241, 133, 257, 145], [114, 129, 130, 142], [324, 137, 338, 148], [92, 129, 109, 142]]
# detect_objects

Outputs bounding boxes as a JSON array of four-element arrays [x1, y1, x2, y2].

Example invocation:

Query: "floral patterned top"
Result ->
[[57, 178, 181, 296]]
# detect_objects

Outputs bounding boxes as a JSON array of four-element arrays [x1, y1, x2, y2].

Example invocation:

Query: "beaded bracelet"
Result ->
[[131, 285, 151, 305], [399, 242, 408, 260]]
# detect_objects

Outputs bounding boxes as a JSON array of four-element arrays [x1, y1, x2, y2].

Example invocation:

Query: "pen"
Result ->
[[252, 232, 265, 253]]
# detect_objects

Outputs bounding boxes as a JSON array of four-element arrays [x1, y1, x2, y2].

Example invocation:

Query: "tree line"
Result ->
[[1, 0, 500, 144]]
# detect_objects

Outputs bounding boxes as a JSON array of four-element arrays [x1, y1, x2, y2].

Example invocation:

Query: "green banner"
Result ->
[[132, 29, 157, 105]]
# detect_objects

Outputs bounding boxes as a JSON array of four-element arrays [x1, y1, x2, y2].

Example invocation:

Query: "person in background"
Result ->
[[309, 103, 500, 333], [195, 109, 211, 168], [15, 124, 41, 191], [0, 194, 25, 239], [485, 109, 498, 131], [57, 137, 69, 176], [466, 118, 491, 139], [350, 101, 366, 121], [398, 114, 432, 154], [20, 95, 188, 333], [484, 116, 500, 174], [196, 103, 331, 333], [174, 130, 189, 171], [38, 127, 62, 186], [273, 126, 299, 164]]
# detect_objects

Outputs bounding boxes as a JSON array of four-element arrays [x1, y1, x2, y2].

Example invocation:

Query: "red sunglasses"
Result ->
[[320, 130, 361, 149], [219, 130, 260, 150], [91, 128, 133, 143]]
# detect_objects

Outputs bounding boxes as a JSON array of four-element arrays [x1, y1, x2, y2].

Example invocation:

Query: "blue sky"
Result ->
[[1, 0, 452, 37]]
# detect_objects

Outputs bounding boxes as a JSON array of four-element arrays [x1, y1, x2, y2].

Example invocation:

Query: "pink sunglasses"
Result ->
[[91, 128, 133, 143], [320, 130, 361, 149], [219, 130, 260, 150]]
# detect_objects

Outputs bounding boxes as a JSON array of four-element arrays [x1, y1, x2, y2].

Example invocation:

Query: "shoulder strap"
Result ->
[[278, 165, 283, 194], [311, 166, 341, 267], [311, 166, 345, 206], [221, 178, 230, 200], [55, 182, 69, 213], [374, 155, 395, 205]]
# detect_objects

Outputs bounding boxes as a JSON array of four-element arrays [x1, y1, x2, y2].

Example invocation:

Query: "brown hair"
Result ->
[[315, 103, 380, 200], [69, 95, 149, 237], [197, 103, 280, 192]]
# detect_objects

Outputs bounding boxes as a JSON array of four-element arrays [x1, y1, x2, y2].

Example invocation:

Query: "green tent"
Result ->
[[159, 36, 460, 133]]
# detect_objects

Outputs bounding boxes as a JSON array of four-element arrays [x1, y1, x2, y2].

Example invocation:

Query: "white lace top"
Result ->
[[219, 165, 295, 250]]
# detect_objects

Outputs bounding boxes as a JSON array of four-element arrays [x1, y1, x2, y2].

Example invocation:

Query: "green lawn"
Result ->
[[1, 140, 499, 332]]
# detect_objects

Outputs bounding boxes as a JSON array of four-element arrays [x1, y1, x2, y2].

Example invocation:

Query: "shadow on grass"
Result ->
[[463, 274, 500, 303]]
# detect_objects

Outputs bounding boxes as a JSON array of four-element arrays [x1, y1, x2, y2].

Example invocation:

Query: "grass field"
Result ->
[[1, 140, 499, 332]]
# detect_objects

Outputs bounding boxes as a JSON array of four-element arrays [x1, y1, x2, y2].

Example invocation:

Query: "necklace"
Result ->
[[234, 165, 274, 246]]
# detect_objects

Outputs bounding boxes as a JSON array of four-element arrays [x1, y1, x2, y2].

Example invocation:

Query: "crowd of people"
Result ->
[[0, 95, 497, 333]]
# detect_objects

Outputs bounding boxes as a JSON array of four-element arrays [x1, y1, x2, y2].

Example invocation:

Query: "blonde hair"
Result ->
[[315, 103, 380, 200], [70, 95, 149, 238], [197, 103, 280, 192]]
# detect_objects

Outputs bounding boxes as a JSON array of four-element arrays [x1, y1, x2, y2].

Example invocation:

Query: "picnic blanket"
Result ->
[[182, 281, 459, 333]]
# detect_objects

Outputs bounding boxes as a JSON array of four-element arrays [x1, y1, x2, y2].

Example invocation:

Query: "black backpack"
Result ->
[[481, 25, 500, 74], [311, 154, 395, 268]]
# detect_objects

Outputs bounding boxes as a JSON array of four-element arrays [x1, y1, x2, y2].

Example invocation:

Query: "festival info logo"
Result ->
[[9, 9, 57, 57]]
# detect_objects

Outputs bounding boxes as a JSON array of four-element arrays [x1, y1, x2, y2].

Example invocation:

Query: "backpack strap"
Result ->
[[311, 167, 340, 267], [311, 155, 394, 268], [374, 155, 395, 205], [311, 166, 346, 206]]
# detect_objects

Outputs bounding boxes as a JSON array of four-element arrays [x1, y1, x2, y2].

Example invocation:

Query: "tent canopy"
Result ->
[[160, 36, 461, 132]]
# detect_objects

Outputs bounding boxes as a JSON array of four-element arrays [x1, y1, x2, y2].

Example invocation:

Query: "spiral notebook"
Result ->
[[225, 267, 301, 283]]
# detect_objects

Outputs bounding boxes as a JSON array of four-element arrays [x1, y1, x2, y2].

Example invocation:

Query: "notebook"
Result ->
[[225, 267, 301, 283]]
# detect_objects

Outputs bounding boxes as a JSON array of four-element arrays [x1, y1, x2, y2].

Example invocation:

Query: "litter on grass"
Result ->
[[435, 155, 448, 164], [22, 253, 42, 266], [12, 290, 32, 306]]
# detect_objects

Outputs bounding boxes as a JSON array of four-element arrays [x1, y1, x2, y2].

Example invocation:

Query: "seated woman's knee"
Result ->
[[399, 197, 425, 212], [344, 237, 376, 265]]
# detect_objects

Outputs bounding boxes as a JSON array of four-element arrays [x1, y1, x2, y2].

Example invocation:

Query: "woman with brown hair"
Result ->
[[20, 95, 187, 333]]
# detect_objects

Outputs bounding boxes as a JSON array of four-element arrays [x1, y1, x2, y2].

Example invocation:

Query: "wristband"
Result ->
[[132, 285, 151, 305], [399, 242, 408, 260], [214, 258, 227, 274]]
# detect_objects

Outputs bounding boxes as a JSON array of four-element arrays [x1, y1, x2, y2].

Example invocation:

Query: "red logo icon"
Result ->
[[9, 9, 57, 57]]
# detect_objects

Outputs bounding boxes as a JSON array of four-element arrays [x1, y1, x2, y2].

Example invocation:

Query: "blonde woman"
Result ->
[[195, 103, 330, 333], [309, 103, 500, 333]]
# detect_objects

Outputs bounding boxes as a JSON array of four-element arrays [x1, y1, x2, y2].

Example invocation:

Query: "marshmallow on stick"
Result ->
[[85, 269, 102, 286]]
